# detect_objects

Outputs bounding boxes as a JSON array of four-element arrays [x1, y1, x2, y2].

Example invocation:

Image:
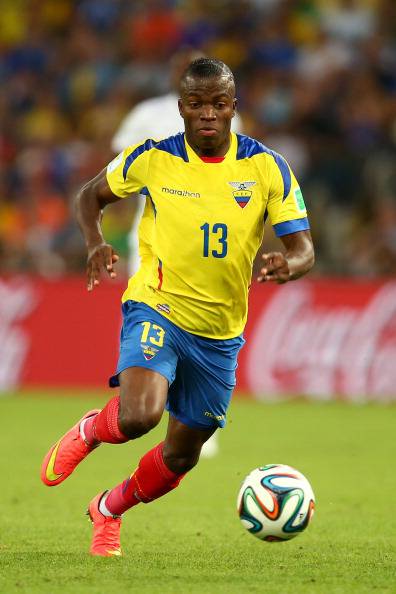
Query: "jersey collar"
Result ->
[[184, 132, 237, 164]]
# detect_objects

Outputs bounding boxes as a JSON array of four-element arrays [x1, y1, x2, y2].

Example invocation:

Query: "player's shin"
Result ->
[[102, 442, 186, 516]]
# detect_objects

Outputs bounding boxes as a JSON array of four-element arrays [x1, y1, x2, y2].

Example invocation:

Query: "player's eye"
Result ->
[[189, 102, 200, 109], [215, 103, 226, 109]]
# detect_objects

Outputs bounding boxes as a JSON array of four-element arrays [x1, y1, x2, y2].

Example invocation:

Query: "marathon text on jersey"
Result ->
[[162, 187, 200, 198]]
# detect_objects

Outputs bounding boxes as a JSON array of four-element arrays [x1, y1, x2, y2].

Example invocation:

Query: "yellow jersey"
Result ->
[[106, 132, 309, 339]]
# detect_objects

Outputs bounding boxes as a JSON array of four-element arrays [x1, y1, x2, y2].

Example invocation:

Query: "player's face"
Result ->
[[178, 75, 237, 157]]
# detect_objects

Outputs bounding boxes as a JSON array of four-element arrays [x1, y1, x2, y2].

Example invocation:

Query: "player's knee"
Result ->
[[162, 450, 199, 474], [118, 404, 162, 439]]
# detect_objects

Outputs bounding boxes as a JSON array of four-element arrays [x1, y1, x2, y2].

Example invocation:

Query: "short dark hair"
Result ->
[[180, 58, 234, 86]]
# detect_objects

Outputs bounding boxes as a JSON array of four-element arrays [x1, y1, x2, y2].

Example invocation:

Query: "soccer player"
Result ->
[[40, 58, 314, 557]]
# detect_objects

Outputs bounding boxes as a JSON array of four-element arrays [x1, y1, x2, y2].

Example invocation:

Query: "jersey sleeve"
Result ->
[[106, 143, 150, 198], [266, 152, 310, 237]]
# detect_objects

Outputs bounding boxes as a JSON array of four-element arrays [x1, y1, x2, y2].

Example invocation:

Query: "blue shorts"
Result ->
[[110, 300, 245, 430]]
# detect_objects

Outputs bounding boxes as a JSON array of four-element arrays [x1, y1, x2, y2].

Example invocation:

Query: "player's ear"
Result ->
[[232, 98, 237, 116], [178, 99, 184, 118]]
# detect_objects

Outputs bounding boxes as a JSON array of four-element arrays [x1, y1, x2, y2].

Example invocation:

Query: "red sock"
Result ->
[[86, 396, 128, 444], [105, 442, 186, 516]]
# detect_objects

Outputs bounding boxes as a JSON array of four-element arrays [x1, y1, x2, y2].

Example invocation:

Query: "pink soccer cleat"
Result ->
[[87, 492, 122, 557], [40, 409, 101, 486]]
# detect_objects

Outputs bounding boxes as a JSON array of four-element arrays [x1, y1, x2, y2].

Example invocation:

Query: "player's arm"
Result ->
[[75, 169, 121, 291], [257, 229, 314, 284]]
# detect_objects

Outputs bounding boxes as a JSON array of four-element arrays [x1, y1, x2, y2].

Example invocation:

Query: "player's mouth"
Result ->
[[197, 127, 218, 136]]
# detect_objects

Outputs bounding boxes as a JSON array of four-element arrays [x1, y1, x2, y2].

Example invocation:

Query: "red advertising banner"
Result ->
[[1, 277, 395, 401], [238, 280, 396, 402], [0, 276, 122, 390]]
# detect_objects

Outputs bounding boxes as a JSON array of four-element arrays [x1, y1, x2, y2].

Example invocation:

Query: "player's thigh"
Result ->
[[118, 366, 168, 422]]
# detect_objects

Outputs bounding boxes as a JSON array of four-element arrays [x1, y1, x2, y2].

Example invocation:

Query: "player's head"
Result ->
[[178, 58, 237, 157]]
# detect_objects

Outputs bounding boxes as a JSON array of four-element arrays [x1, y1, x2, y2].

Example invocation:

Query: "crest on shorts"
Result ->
[[141, 344, 159, 361], [228, 181, 256, 208]]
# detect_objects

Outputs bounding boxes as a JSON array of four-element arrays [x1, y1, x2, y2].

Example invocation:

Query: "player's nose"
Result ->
[[200, 105, 216, 120]]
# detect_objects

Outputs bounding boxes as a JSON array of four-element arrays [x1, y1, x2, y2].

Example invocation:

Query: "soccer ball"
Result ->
[[237, 464, 315, 542]]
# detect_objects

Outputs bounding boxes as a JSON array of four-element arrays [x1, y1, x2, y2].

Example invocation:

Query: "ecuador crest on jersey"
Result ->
[[228, 181, 256, 208]]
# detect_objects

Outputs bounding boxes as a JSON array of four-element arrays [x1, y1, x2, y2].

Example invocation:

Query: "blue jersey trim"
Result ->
[[150, 196, 157, 218], [271, 152, 291, 201], [273, 217, 310, 237], [236, 134, 272, 159], [140, 185, 157, 219], [161, 133, 188, 162], [236, 134, 291, 201], [123, 133, 188, 180], [123, 139, 158, 180]]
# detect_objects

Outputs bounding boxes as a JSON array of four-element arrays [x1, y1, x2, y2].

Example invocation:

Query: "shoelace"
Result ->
[[93, 516, 122, 549]]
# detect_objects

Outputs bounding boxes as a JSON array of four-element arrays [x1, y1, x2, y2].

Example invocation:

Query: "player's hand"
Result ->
[[86, 243, 119, 291], [257, 252, 290, 284]]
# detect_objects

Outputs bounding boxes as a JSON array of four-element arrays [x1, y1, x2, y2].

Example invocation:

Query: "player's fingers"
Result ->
[[273, 253, 287, 268], [88, 276, 100, 291], [259, 253, 271, 277], [257, 273, 285, 283], [106, 263, 116, 278], [87, 269, 94, 291], [257, 259, 289, 282], [258, 263, 279, 277], [87, 262, 94, 291], [260, 253, 272, 267], [260, 252, 283, 273], [87, 264, 101, 291], [266, 260, 286, 276], [257, 272, 275, 282], [106, 250, 119, 278], [257, 267, 276, 282]]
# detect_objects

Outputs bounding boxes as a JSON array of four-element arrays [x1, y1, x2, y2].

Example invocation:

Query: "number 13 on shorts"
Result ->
[[141, 321, 165, 347]]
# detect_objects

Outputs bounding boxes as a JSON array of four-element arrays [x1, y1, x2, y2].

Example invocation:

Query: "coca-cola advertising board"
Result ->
[[0, 277, 395, 401], [238, 280, 396, 402]]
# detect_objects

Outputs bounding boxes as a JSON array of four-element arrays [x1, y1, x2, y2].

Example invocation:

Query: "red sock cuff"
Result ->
[[93, 396, 128, 444]]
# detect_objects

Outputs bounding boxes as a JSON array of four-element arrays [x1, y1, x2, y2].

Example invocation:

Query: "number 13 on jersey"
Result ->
[[200, 223, 228, 258]]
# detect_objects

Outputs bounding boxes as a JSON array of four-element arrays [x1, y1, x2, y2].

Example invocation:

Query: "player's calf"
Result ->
[[162, 445, 200, 474]]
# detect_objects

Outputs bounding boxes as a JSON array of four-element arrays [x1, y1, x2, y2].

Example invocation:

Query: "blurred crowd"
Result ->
[[1, 0, 396, 278]]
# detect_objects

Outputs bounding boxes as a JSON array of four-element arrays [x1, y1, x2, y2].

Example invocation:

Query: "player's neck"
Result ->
[[185, 133, 231, 158]]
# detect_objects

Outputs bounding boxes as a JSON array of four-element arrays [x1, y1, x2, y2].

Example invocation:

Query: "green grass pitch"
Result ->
[[0, 393, 395, 594]]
